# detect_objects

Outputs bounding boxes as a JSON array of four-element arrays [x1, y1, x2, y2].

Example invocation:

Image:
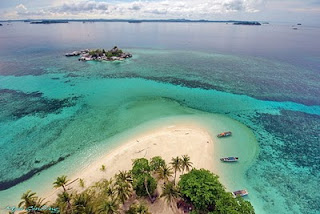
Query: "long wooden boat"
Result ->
[[232, 189, 248, 197], [220, 157, 239, 162], [217, 131, 232, 138]]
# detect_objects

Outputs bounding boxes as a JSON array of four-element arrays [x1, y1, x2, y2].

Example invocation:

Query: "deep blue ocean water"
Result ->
[[0, 22, 319, 213]]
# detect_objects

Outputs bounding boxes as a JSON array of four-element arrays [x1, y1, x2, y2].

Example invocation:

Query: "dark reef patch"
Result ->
[[0, 89, 78, 120], [0, 61, 46, 76], [102, 73, 223, 91], [145, 76, 223, 91], [239, 110, 320, 213], [0, 114, 78, 191], [100, 71, 319, 106], [256, 110, 320, 171], [0, 154, 70, 191]]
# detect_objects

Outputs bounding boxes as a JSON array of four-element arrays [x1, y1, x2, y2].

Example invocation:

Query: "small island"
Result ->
[[128, 20, 142, 23], [233, 21, 261, 25], [65, 46, 132, 61]]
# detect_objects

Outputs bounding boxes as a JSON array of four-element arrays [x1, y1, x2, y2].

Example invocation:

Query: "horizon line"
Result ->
[[0, 18, 265, 23]]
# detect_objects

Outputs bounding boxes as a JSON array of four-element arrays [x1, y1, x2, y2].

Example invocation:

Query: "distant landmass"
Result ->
[[233, 21, 261, 25], [128, 20, 142, 23], [30, 20, 69, 24], [0, 19, 265, 24]]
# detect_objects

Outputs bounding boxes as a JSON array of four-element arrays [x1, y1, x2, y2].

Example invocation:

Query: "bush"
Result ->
[[150, 156, 166, 171], [131, 158, 151, 176], [106, 52, 113, 58], [178, 169, 254, 213]]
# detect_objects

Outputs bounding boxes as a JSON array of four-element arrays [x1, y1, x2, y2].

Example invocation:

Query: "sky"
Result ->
[[0, 0, 319, 23]]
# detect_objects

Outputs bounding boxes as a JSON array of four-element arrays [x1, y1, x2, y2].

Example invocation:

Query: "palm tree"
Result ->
[[170, 157, 182, 185], [18, 190, 38, 209], [135, 203, 150, 214], [53, 175, 69, 192], [116, 171, 132, 183], [181, 155, 193, 174], [73, 193, 93, 214], [150, 156, 166, 171], [95, 179, 112, 190], [97, 197, 120, 214], [115, 181, 132, 204], [125, 202, 151, 214], [79, 178, 85, 188], [160, 182, 180, 209], [104, 181, 116, 198], [156, 164, 173, 182], [56, 191, 73, 214], [35, 197, 48, 209]]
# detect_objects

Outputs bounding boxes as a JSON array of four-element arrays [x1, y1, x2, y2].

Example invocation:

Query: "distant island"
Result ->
[[128, 20, 142, 23], [233, 21, 261, 25], [30, 20, 69, 24], [65, 46, 132, 61]]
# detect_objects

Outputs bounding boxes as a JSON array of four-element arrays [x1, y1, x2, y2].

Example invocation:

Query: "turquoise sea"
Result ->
[[0, 22, 319, 213]]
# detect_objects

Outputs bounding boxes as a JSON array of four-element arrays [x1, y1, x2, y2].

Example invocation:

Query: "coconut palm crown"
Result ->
[[53, 175, 69, 192]]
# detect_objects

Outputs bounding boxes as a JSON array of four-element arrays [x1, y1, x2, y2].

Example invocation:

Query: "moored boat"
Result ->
[[217, 131, 232, 138], [232, 189, 248, 197], [220, 157, 238, 162]]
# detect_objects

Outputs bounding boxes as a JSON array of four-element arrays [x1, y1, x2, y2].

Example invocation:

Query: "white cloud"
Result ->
[[16, 4, 27, 11], [4, 0, 264, 19], [53, 1, 109, 13]]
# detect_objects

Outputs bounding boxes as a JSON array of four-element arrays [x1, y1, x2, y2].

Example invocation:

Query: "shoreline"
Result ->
[[44, 122, 216, 205], [0, 114, 258, 213]]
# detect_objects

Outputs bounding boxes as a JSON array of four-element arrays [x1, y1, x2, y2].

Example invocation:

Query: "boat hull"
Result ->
[[232, 190, 248, 197], [220, 157, 239, 162]]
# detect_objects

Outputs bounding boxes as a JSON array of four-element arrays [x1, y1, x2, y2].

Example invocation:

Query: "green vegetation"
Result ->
[[150, 156, 166, 171], [79, 178, 85, 188], [156, 164, 173, 182], [88, 46, 125, 58], [18, 190, 38, 208], [131, 158, 157, 200], [170, 156, 182, 185], [181, 154, 193, 174], [178, 169, 255, 213], [18, 190, 48, 211], [15, 155, 254, 214], [161, 182, 180, 207], [100, 164, 106, 171], [53, 175, 69, 192], [125, 202, 150, 214]]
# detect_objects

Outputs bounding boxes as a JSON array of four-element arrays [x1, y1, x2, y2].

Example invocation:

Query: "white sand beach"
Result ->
[[1, 114, 258, 214], [44, 122, 216, 213]]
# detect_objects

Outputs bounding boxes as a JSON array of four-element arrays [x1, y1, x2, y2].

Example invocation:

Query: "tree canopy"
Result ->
[[16, 156, 254, 214], [150, 156, 166, 171], [178, 169, 255, 214], [131, 158, 151, 176]]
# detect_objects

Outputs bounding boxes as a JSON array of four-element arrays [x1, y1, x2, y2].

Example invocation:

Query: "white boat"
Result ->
[[220, 157, 239, 162], [217, 131, 232, 138], [232, 189, 248, 197]]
